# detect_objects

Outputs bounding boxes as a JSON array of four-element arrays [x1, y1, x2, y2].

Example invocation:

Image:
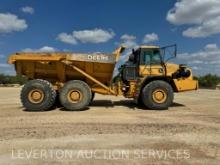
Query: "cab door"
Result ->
[[139, 49, 164, 77]]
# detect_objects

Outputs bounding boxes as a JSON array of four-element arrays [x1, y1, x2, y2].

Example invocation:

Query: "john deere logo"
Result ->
[[87, 54, 109, 61], [67, 53, 115, 63]]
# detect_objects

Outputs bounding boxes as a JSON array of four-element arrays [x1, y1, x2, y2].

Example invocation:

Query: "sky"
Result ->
[[0, 0, 220, 75]]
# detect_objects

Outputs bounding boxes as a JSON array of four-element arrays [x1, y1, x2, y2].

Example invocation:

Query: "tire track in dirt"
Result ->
[[0, 123, 218, 140]]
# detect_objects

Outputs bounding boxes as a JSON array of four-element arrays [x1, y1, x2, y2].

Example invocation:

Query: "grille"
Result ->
[[122, 65, 138, 80]]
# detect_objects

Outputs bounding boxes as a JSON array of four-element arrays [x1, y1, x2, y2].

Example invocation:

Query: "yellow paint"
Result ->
[[124, 81, 137, 98], [8, 53, 65, 64], [112, 46, 126, 61], [152, 89, 167, 103], [28, 89, 44, 104], [165, 63, 180, 76], [91, 87, 111, 95], [139, 65, 164, 76], [65, 63, 116, 95], [67, 89, 82, 103], [140, 45, 159, 49], [139, 62, 197, 92], [139, 63, 180, 77], [173, 78, 198, 92]]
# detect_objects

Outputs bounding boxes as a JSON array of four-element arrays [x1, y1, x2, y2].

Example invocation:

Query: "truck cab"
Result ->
[[119, 45, 198, 109], [121, 45, 164, 81]]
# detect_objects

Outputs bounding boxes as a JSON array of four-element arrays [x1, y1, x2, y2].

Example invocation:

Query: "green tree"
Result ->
[[194, 74, 220, 88], [0, 74, 27, 85]]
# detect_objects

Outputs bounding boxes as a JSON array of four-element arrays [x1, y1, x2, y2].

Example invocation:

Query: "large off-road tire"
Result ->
[[20, 79, 56, 111], [59, 80, 92, 110], [141, 80, 173, 110]]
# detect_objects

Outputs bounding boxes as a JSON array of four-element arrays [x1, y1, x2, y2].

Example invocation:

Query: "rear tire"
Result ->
[[20, 79, 56, 111], [141, 80, 173, 110], [59, 80, 91, 110]]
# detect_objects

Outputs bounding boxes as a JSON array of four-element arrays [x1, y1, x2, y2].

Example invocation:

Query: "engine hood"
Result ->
[[165, 63, 180, 77]]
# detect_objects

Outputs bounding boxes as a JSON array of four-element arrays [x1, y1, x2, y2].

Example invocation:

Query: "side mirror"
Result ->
[[132, 49, 135, 54]]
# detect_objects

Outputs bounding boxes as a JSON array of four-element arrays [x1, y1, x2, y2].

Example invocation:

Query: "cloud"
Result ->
[[167, 0, 220, 38], [204, 44, 218, 51], [0, 13, 28, 33], [120, 34, 136, 41], [178, 44, 220, 62], [143, 33, 159, 43], [183, 16, 220, 38], [22, 46, 57, 53], [57, 33, 77, 45], [73, 29, 115, 43], [57, 28, 115, 45], [119, 34, 137, 48], [178, 43, 220, 75], [21, 6, 34, 14]]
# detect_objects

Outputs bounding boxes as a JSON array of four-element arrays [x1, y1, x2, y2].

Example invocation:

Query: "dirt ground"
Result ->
[[0, 87, 219, 164]]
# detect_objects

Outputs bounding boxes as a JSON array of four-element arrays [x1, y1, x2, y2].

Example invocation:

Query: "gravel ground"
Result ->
[[0, 87, 219, 164]]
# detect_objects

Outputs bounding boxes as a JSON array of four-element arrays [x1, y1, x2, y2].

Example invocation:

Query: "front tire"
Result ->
[[59, 80, 92, 110], [141, 80, 173, 110], [20, 79, 56, 111]]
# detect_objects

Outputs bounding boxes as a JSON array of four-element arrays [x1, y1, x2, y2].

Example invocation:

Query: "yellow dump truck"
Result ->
[[8, 45, 198, 111]]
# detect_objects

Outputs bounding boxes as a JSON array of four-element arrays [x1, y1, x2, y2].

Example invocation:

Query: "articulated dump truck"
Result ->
[[8, 45, 198, 111]]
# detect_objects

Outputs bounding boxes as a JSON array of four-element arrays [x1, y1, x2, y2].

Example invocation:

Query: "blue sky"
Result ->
[[0, 0, 220, 75]]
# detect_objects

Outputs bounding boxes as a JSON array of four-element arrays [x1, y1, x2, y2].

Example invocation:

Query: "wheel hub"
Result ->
[[28, 89, 44, 104], [152, 89, 167, 103], [68, 90, 82, 103]]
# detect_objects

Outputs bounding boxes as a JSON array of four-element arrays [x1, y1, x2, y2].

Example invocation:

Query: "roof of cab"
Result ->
[[139, 45, 159, 49]]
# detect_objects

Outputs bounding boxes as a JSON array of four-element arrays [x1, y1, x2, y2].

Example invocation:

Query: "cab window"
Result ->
[[141, 49, 161, 65], [151, 50, 161, 64]]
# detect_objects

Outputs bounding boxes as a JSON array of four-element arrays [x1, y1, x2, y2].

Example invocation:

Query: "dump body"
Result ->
[[8, 47, 125, 94], [9, 53, 113, 84]]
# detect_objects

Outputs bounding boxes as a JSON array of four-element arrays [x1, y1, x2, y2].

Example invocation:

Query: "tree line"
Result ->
[[194, 74, 220, 88], [0, 74, 27, 85], [0, 73, 220, 88]]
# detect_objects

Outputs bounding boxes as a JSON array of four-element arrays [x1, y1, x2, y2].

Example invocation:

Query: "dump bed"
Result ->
[[8, 47, 125, 87]]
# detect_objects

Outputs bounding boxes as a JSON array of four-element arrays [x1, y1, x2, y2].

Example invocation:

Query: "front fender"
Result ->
[[173, 78, 198, 92]]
